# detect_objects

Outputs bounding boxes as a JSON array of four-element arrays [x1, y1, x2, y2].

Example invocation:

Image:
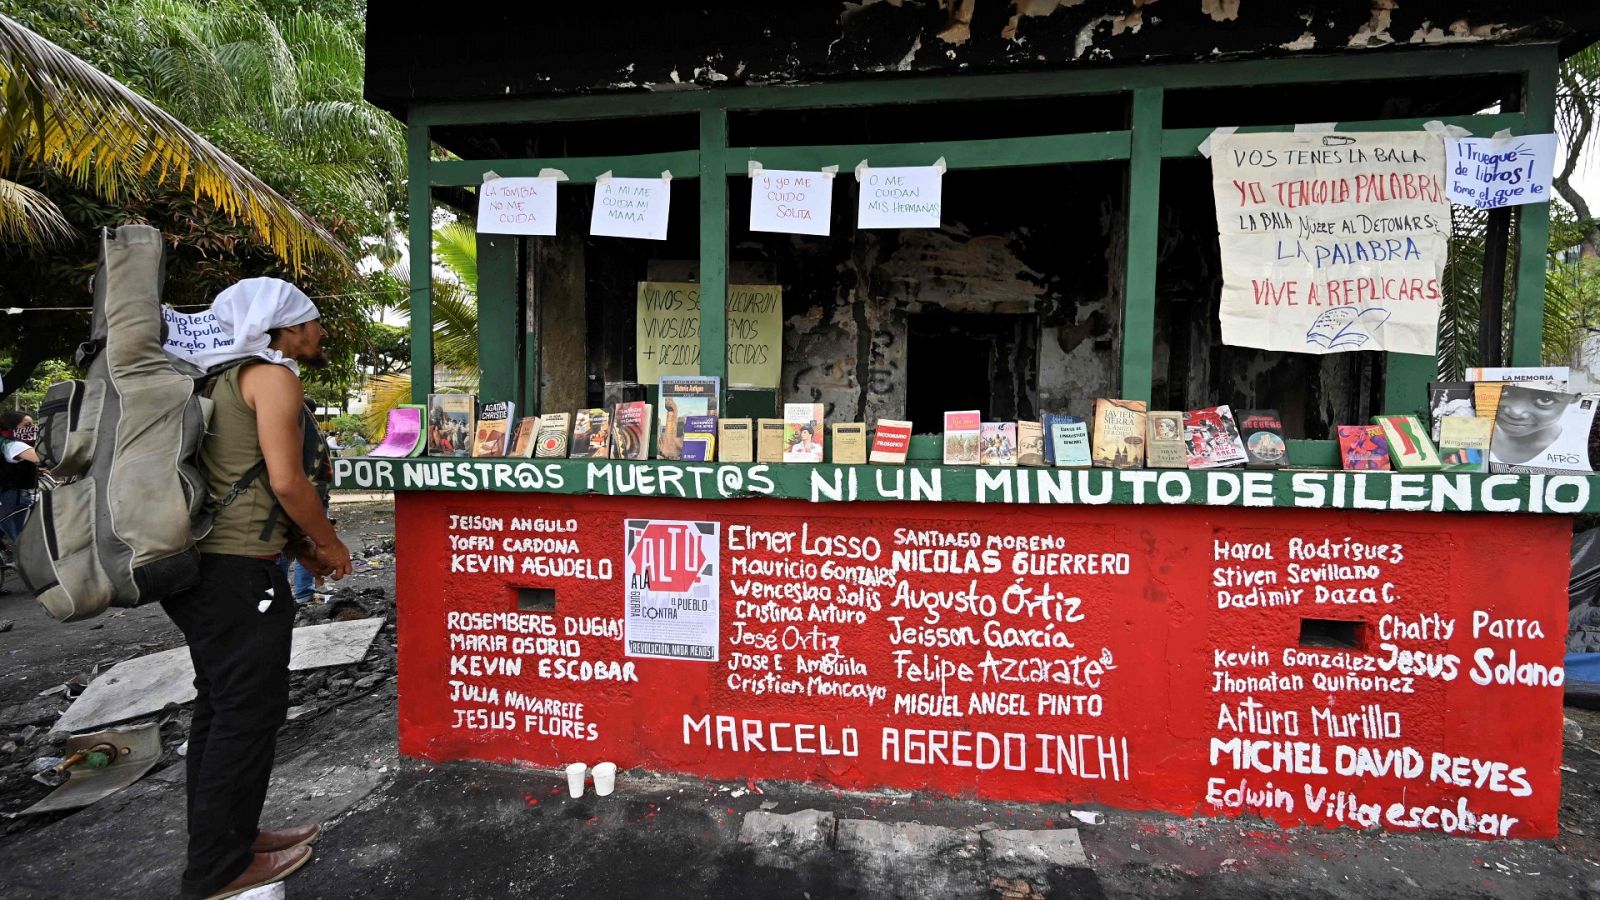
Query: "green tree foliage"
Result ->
[[0, 0, 405, 401]]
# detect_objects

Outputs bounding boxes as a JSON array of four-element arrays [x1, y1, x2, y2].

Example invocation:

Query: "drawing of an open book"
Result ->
[[1305, 307, 1391, 350]]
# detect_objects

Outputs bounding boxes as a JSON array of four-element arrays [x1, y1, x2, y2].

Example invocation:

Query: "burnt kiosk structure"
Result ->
[[350, 3, 1600, 838]]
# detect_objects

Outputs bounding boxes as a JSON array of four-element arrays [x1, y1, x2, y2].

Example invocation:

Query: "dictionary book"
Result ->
[[869, 419, 913, 465]]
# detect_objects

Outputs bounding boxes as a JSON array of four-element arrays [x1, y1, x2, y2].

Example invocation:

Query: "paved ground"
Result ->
[[4, 500, 1600, 898]]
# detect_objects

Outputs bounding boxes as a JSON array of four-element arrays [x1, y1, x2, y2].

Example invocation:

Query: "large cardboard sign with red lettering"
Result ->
[[403, 492, 1568, 839]]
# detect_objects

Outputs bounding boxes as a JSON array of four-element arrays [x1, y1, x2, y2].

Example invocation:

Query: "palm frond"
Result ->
[[0, 175, 73, 244], [432, 221, 478, 293], [0, 12, 349, 272], [430, 279, 480, 371]]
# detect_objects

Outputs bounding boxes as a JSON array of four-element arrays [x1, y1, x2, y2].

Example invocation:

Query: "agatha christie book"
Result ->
[[1237, 409, 1289, 469], [471, 401, 514, 457], [870, 419, 913, 465], [657, 376, 720, 460], [1373, 415, 1442, 470], [534, 413, 571, 458], [943, 410, 981, 465], [610, 402, 652, 460], [569, 408, 612, 459], [1048, 416, 1091, 468], [426, 393, 475, 457], [1337, 425, 1391, 470], [718, 418, 753, 463], [831, 423, 868, 465], [1182, 405, 1248, 469], [783, 403, 825, 463], [1145, 411, 1187, 469], [1016, 421, 1046, 467], [979, 422, 1017, 467], [1438, 415, 1492, 473], [1092, 399, 1146, 469]]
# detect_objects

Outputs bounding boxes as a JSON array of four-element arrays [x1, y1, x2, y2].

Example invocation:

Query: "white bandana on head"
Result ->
[[188, 277, 320, 376]]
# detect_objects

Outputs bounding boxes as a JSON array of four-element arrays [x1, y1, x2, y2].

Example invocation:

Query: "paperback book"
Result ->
[[569, 408, 612, 459], [943, 411, 981, 465], [718, 418, 753, 463], [508, 417, 539, 458], [1237, 409, 1289, 469], [870, 419, 913, 465], [783, 403, 825, 463], [657, 376, 720, 460], [1016, 421, 1046, 467], [472, 401, 515, 457], [1373, 415, 1441, 470], [1438, 415, 1492, 473], [1145, 411, 1187, 469], [1048, 416, 1091, 468], [1427, 382, 1476, 442], [832, 423, 868, 465], [1489, 386, 1599, 475], [1337, 424, 1391, 470], [681, 415, 718, 461], [534, 412, 571, 459], [979, 422, 1017, 467], [369, 405, 426, 458], [1092, 399, 1147, 469], [611, 402, 652, 460], [1183, 405, 1248, 469], [426, 393, 475, 457], [756, 418, 786, 463]]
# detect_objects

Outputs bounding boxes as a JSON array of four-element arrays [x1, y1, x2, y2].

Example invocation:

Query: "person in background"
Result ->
[[325, 430, 343, 457], [0, 411, 41, 543], [280, 400, 332, 605]]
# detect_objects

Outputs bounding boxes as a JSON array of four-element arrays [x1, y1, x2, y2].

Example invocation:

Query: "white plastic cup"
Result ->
[[592, 762, 617, 797], [565, 762, 587, 798]]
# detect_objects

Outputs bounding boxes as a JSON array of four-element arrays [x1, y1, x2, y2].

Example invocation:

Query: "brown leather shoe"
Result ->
[[250, 822, 321, 853], [205, 846, 312, 899]]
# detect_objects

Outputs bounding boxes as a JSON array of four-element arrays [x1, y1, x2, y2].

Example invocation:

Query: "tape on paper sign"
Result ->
[[1423, 120, 1472, 141], [661, 170, 672, 182], [483, 170, 500, 182], [821, 165, 839, 179], [855, 159, 870, 182], [1294, 122, 1337, 133], [748, 161, 763, 177], [933, 156, 947, 174], [1198, 126, 1238, 159], [1491, 129, 1515, 146], [538, 168, 569, 181], [596, 170, 613, 185]]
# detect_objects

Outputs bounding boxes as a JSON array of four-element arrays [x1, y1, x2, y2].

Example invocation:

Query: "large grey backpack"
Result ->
[[17, 225, 209, 621]]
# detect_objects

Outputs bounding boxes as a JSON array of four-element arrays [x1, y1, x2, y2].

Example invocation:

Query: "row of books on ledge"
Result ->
[[364, 369, 1595, 476]]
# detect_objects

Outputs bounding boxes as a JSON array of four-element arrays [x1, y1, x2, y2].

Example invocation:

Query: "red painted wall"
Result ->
[[395, 491, 1570, 839]]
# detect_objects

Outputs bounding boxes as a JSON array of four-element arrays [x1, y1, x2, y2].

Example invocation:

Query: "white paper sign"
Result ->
[[623, 518, 720, 661], [1210, 131, 1451, 355], [162, 307, 230, 360], [1446, 133, 1556, 209], [591, 176, 671, 240], [857, 165, 942, 229], [476, 176, 559, 235], [750, 169, 833, 236]]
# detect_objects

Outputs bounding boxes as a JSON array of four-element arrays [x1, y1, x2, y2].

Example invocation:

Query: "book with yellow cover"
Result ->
[[757, 418, 786, 463], [1092, 398, 1147, 469], [831, 423, 867, 464], [718, 418, 753, 462]]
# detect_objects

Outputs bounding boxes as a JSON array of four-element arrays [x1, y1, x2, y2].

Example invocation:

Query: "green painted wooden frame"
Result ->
[[405, 43, 1560, 453]]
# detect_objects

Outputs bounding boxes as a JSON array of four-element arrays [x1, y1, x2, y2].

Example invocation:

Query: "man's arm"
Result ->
[[241, 364, 352, 578]]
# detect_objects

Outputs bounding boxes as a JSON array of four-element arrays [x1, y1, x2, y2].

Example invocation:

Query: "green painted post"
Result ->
[[1383, 354, 1436, 417], [1121, 89, 1163, 402], [406, 122, 434, 403], [1510, 49, 1559, 366], [475, 232, 520, 406], [699, 109, 729, 393]]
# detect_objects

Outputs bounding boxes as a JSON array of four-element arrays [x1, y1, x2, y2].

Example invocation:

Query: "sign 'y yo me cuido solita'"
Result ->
[[1209, 132, 1452, 355]]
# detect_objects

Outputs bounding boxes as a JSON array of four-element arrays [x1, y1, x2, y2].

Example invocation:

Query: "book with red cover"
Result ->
[[1337, 425, 1391, 470], [1182, 405, 1248, 469], [870, 419, 913, 465]]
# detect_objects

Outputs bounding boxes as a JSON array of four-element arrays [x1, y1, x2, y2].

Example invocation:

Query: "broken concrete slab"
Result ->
[[54, 618, 386, 733], [20, 723, 163, 815], [836, 819, 985, 896], [837, 819, 981, 859], [981, 827, 1088, 872], [736, 809, 835, 863], [288, 618, 384, 671]]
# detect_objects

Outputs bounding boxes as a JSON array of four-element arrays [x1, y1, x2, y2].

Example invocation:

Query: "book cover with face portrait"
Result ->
[[1489, 385, 1598, 475]]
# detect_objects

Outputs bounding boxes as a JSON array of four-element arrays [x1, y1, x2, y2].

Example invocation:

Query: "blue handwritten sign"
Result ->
[[1445, 134, 1556, 210]]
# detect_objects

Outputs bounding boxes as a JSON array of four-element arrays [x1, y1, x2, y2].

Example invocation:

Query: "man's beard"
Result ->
[[300, 349, 332, 369]]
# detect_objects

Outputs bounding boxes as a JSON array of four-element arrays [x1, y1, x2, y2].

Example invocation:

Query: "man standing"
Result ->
[[163, 278, 352, 899]]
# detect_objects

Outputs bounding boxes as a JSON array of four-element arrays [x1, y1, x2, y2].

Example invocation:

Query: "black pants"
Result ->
[[162, 553, 294, 897]]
